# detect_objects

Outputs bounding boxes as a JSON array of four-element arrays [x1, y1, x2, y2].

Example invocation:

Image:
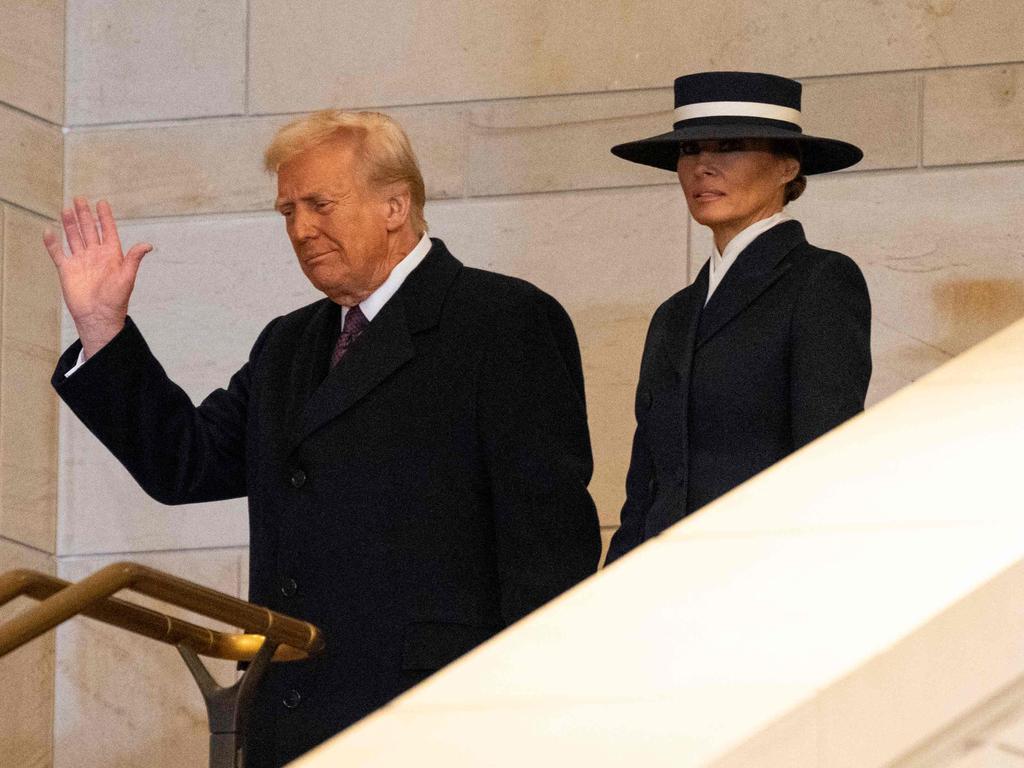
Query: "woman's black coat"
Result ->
[[607, 220, 871, 564]]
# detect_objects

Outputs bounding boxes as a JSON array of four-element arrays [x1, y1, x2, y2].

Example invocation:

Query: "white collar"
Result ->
[[345, 232, 432, 322], [714, 210, 792, 266], [706, 211, 792, 305]]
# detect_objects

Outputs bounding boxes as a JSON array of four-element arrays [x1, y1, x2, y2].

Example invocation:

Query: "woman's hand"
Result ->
[[43, 198, 152, 359]]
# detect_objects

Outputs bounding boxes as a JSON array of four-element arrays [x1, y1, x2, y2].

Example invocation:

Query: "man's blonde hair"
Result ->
[[264, 110, 428, 234]]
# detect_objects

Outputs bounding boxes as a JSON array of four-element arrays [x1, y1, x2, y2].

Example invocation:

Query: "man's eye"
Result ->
[[279, 208, 293, 218], [719, 140, 743, 152], [679, 143, 700, 156], [315, 201, 334, 211]]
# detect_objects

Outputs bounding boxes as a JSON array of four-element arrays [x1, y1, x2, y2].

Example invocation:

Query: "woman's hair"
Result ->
[[772, 139, 807, 204], [264, 110, 428, 234]]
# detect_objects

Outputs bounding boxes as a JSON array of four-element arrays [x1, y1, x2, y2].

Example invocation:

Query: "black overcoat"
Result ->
[[53, 239, 601, 766], [606, 221, 871, 564]]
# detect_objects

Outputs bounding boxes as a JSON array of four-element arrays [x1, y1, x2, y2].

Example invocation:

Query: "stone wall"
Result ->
[[0, 1, 63, 766], [0, 1, 1022, 765]]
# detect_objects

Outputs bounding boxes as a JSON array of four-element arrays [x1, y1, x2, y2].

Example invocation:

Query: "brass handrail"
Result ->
[[0, 562, 323, 662]]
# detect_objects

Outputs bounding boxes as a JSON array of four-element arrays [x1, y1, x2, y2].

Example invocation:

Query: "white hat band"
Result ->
[[674, 101, 803, 127]]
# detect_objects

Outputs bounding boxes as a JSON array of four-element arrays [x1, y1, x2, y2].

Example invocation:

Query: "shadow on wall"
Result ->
[[934, 278, 1024, 352]]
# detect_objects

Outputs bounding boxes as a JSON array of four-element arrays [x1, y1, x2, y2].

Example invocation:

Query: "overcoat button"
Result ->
[[639, 390, 652, 410], [280, 578, 298, 598], [290, 469, 307, 488], [282, 689, 301, 709]]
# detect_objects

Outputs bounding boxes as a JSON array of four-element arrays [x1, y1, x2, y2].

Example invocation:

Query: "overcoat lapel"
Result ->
[[282, 299, 337, 440], [695, 220, 805, 350], [290, 241, 461, 449]]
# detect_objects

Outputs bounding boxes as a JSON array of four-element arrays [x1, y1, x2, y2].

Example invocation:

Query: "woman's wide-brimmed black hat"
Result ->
[[611, 71, 863, 175]]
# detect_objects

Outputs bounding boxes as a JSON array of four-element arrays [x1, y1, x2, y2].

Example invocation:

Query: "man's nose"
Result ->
[[291, 208, 318, 241]]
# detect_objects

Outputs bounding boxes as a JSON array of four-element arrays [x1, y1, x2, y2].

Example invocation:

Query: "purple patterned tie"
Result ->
[[330, 305, 368, 368]]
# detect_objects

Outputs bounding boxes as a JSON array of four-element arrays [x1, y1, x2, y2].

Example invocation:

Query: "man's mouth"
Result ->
[[302, 249, 336, 262]]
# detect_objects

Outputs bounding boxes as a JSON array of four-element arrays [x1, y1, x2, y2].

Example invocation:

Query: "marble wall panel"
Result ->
[[0, 103, 62, 217], [428, 186, 689, 307], [0, 537, 55, 768], [65, 104, 468, 219], [59, 213, 319, 555], [688, 163, 1024, 406], [66, 119, 283, 219], [1, 206, 59, 552], [249, 0, 1023, 114], [924, 64, 1024, 167], [575, 303, 660, 528], [466, 90, 673, 197], [0, 0, 63, 122], [802, 73, 919, 172], [65, 0, 246, 125], [428, 187, 689, 525], [54, 549, 245, 768]]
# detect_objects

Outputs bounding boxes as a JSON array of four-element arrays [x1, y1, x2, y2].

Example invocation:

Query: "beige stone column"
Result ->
[[0, 1, 64, 766]]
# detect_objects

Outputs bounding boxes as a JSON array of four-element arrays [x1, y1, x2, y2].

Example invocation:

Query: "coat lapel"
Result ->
[[281, 299, 338, 439], [290, 240, 462, 449], [695, 220, 805, 350]]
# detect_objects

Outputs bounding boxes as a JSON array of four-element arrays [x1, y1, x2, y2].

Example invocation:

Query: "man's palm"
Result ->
[[43, 198, 152, 358]]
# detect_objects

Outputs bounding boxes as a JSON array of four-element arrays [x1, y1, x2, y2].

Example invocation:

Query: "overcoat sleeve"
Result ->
[[51, 316, 274, 505], [789, 251, 872, 448], [477, 290, 601, 625]]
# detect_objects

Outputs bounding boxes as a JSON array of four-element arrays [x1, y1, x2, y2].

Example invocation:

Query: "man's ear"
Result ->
[[384, 184, 412, 232]]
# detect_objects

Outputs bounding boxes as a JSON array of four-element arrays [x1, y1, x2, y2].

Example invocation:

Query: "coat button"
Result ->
[[280, 578, 298, 598], [282, 689, 301, 709], [289, 469, 307, 488]]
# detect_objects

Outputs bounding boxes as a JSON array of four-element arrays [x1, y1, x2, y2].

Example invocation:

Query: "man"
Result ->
[[46, 110, 600, 767]]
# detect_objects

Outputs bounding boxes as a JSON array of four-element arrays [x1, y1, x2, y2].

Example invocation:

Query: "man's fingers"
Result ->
[[61, 207, 86, 254], [124, 242, 153, 268], [42, 227, 66, 266], [95, 200, 121, 248], [74, 197, 100, 247]]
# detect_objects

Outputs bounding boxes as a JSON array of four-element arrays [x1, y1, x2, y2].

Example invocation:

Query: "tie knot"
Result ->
[[331, 305, 368, 369], [342, 305, 368, 336]]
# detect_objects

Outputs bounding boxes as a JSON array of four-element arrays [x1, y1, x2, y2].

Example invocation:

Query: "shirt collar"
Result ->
[[713, 210, 793, 268], [705, 210, 793, 307], [344, 232, 432, 322]]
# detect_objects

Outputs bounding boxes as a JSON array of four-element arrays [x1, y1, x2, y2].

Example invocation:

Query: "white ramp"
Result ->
[[292, 317, 1024, 768]]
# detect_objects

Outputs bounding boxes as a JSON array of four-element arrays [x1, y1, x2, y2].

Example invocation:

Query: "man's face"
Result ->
[[275, 138, 393, 306]]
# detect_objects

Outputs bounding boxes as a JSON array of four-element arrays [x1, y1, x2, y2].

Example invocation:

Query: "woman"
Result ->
[[605, 71, 871, 564]]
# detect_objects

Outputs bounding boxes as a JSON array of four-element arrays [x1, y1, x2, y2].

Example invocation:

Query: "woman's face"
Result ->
[[676, 138, 799, 249]]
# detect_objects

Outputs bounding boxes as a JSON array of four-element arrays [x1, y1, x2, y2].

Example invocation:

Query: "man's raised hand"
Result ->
[[43, 198, 152, 359]]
